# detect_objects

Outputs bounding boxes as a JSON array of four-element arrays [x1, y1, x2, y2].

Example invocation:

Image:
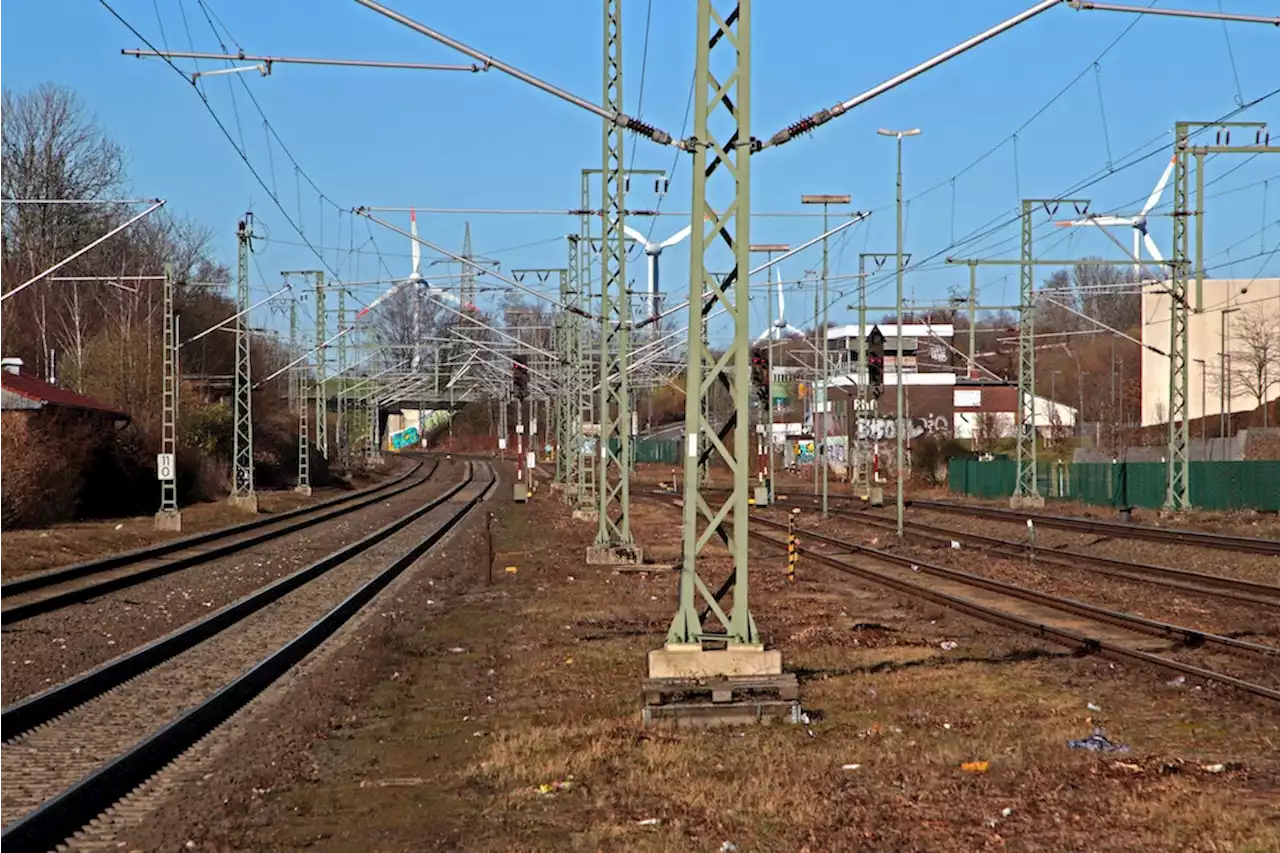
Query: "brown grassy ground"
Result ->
[[163, 479, 1280, 852], [0, 460, 408, 580]]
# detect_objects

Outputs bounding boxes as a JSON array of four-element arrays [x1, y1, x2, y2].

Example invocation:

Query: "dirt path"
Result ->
[[119, 476, 1280, 852]]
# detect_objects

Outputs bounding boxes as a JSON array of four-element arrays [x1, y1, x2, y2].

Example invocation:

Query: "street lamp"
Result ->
[[750, 243, 790, 505], [800, 193, 851, 518], [1192, 358, 1207, 448], [1220, 307, 1239, 440], [878, 128, 920, 538]]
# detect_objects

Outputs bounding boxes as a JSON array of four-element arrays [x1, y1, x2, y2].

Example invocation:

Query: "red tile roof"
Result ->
[[0, 371, 129, 419]]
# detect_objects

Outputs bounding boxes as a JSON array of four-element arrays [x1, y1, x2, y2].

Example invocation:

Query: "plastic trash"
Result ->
[[960, 761, 990, 773], [720, 843, 738, 853], [1200, 763, 1226, 774], [841, 763, 862, 771], [637, 818, 661, 826], [940, 641, 958, 651], [1087, 702, 1102, 712], [1066, 729, 1130, 753]]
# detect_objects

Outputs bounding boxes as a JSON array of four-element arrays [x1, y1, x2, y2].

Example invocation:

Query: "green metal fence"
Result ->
[[948, 459, 1280, 511], [608, 438, 682, 465]]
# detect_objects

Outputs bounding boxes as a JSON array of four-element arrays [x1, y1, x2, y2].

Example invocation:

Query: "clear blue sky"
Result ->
[[4, 1, 1277, 341]]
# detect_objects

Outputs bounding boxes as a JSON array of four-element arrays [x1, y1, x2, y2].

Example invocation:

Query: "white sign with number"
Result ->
[[157, 453, 176, 481]]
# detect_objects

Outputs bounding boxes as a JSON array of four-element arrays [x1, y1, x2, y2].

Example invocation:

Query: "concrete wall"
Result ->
[[1141, 278, 1280, 426]]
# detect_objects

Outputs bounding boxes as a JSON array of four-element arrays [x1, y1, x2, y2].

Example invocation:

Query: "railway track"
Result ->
[[0, 460, 496, 851], [762, 499, 1280, 607], [905, 498, 1280, 556], [702, 485, 1280, 556], [635, 489, 1278, 703], [747, 514, 1280, 702], [0, 458, 438, 623]]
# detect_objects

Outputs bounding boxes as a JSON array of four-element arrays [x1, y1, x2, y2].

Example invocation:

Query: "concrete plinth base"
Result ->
[[647, 643, 783, 679], [228, 493, 259, 514], [869, 487, 884, 508], [513, 483, 528, 503], [294, 484, 313, 496], [1010, 494, 1046, 510], [586, 543, 643, 566], [753, 486, 770, 507], [153, 510, 183, 532], [572, 508, 598, 523]]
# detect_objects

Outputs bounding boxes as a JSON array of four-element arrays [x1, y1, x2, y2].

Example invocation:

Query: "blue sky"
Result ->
[[4, 1, 1278, 341]]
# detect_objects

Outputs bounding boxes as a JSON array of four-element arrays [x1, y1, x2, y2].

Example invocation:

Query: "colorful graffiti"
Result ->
[[793, 439, 816, 464], [854, 414, 950, 442], [390, 425, 421, 451]]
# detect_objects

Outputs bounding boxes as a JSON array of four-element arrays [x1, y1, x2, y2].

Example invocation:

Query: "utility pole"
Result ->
[[877, 129, 920, 535], [856, 252, 898, 503], [1014, 198, 1088, 509], [588, 0, 640, 564], [336, 286, 348, 466], [229, 213, 258, 513], [314, 273, 328, 461], [287, 292, 299, 413], [1165, 120, 1275, 510], [800, 193, 850, 517], [155, 263, 182, 530], [296, 370, 311, 494], [661, 0, 774, 680], [750, 243, 789, 505]]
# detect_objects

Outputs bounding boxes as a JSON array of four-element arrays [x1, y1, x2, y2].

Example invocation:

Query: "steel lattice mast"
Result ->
[[230, 214, 258, 512], [589, 0, 639, 563], [666, 0, 759, 649]]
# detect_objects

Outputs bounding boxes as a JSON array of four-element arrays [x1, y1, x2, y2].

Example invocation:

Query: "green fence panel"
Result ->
[[952, 457, 1280, 511]]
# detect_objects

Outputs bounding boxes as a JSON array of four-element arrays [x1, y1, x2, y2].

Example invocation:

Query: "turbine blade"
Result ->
[[659, 224, 693, 249], [1143, 232, 1163, 264], [410, 209, 421, 276], [1142, 155, 1176, 216], [776, 266, 785, 321], [622, 224, 649, 246]]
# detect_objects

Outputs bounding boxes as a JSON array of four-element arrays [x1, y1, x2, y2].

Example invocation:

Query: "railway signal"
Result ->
[[867, 325, 885, 400]]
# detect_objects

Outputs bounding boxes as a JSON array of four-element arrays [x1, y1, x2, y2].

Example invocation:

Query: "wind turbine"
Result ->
[[753, 266, 804, 344], [623, 221, 693, 324], [355, 208, 467, 370], [1056, 154, 1175, 278]]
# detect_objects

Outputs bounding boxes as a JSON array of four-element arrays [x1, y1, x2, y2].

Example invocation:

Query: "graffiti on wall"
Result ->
[[793, 439, 816, 464], [390, 425, 421, 451], [854, 414, 951, 442]]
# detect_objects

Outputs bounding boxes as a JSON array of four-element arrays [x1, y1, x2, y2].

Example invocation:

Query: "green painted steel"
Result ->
[[950, 459, 1280, 511]]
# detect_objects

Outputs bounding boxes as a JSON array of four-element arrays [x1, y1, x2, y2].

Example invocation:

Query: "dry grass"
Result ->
[[245, 486, 1280, 852]]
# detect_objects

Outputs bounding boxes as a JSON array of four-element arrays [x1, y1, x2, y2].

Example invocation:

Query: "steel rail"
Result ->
[[828, 506, 1280, 606], [1, 463, 474, 741], [754, 516, 1278, 663], [1, 460, 441, 623], [0, 462, 496, 850], [909, 499, 1280, 556], [749, 523, 1280, 705]]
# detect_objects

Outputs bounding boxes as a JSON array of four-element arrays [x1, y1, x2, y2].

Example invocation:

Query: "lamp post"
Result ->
[[1220, 307, 1238, 439], [800, 193, 851, 518], [1192, 358, 1207, 447], [878, 127, 920, 538], [750, 243, 790, 505]]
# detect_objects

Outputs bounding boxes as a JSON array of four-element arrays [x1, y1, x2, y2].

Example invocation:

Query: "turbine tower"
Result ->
[[622, 222, 693, 324], [1057, 155, 1175, 278]]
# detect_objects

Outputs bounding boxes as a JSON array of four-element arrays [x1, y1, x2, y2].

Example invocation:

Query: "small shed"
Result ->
[[1, 359, 129, 425]]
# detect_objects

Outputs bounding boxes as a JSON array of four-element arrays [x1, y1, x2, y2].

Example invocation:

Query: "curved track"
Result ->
[[768, 498, 1280, 606], [749, 514, 1279, 702], [1, 459, 437, 623], [0, 461, 496, 851]]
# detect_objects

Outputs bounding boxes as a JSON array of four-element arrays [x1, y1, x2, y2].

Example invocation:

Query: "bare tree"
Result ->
[[1228, 306, 1280, 427]]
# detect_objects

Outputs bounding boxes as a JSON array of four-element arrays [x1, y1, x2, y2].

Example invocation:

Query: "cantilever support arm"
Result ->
[[760, 0, 1277, 152], [353, 0, 682, 148]]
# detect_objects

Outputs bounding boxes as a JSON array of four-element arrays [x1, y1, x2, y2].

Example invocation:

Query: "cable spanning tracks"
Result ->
[[747, 515, 1280, 703], [765, 499, 1280, 607], [0, 460, 496, 851], [0, 458, 437, 623]]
